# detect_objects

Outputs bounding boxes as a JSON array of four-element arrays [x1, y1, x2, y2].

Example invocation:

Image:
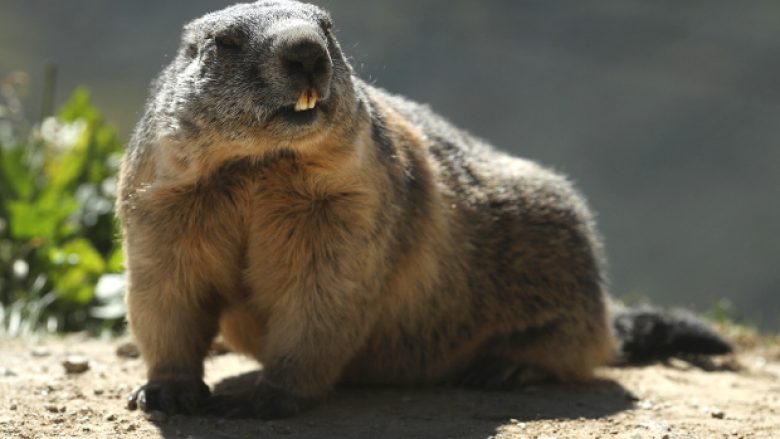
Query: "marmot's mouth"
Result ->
[[274, 103, 320, 125], [269, 87, 327, 127]]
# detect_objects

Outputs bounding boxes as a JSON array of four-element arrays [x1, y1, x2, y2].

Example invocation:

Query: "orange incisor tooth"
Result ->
[[295, 89, 309, 112], [307, 88, 318, 109], [294, 88, 318, 112]]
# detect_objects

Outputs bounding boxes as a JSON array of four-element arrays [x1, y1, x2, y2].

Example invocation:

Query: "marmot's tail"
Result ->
[[612, 305, 732, 364]]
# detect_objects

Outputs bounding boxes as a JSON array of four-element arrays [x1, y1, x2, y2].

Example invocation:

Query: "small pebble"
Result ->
[[31, 347, 51, 357], [62, 355, 90, 374], [509, 418, 526, 428], [637, 400, 654, 410], [116, 342, 140, 359], [105, 413, 117, 421], [9, 404, 17, 410], [0, 367, 16, 377], [711, 409, 725, 419]]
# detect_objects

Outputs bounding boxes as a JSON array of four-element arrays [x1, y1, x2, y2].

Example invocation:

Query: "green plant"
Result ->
[[0, 73, 125, 335]]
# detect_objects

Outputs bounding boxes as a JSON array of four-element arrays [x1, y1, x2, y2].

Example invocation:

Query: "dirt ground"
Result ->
[[1, 335, 778, 439]]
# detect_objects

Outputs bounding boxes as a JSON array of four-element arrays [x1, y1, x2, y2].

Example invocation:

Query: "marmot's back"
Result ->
[[332, 84, 615, 386]]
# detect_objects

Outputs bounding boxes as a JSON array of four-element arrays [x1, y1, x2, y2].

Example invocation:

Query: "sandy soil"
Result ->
[[0, 335, 778, 439]]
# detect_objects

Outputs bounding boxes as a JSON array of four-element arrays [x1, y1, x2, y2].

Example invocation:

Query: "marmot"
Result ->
[[118, 0, 731, 418]]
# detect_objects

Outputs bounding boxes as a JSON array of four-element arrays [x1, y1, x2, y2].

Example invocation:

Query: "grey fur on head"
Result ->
[[144, 0, 355, 145]]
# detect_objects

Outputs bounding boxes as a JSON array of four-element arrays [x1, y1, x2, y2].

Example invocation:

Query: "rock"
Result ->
[[105, 413, 117, 421], [711, 409, 726, 419], [44, 404, 63, 413], [31, 347, 51, 358], [0, 367, 16, 377], [116, 342, 140, 359], [637, 400, 655, 410], [62, 356, 90, 374], [636, 419, 671, 433], [509, 419, 526, 428]]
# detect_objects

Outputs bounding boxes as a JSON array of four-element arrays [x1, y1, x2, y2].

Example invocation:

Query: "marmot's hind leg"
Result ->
[[457, 356, 550, 389], [456, 320, 616, 389]]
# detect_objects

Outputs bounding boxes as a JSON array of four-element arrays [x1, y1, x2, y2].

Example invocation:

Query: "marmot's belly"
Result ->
[[338, 316, 489, 386]]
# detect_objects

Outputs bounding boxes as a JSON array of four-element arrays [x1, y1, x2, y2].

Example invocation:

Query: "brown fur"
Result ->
[[119, 90, 614, 393], [118, 1, 616, 418]]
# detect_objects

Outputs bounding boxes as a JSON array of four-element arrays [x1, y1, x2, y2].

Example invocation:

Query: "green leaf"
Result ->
[[7, 198, 77, 240], [44, 133, 89, 191], [47, 238, 105, 304], [0, 145, 34, 200], [106, 246, 124, 273], [58, 88, 98, 124]]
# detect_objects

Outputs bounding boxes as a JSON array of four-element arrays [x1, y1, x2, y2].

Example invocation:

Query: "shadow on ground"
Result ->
[[150, 371, 635, 439]]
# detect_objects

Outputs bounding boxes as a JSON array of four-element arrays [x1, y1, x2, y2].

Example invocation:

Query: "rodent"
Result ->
[[118, 0, 731, 418]]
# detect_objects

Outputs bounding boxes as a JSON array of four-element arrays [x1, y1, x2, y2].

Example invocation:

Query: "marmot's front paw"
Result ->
[[127, 379, 210, 415], [205, 382, 313, 419]]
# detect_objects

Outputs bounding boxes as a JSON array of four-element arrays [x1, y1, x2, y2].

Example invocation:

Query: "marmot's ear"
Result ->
[[180, 23, 204, 51], [182, 22, 199, 40], [316, 12, 333, 31]]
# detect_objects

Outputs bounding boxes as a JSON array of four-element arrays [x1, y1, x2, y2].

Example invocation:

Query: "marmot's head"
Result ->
[[154, 0, 357, 150]]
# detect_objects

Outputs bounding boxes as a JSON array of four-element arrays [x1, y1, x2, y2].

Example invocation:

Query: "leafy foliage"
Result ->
[[0, 76, 124, 335]]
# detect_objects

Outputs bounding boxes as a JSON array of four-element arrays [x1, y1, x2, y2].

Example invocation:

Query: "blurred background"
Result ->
[[1, 0, 778, 334]]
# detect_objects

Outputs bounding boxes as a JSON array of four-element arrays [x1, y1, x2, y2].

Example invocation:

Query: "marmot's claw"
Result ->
[[127, 380, 210, 415]]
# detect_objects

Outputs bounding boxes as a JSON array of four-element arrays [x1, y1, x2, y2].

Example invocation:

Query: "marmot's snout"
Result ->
[[276, 29, 332, 108]]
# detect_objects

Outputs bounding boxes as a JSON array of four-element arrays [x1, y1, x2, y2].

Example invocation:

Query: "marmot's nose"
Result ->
[[278, 39, 332, 97]]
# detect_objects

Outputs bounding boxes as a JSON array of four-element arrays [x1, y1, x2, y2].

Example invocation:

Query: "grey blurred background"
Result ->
[[1, 1, 778, 329]]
